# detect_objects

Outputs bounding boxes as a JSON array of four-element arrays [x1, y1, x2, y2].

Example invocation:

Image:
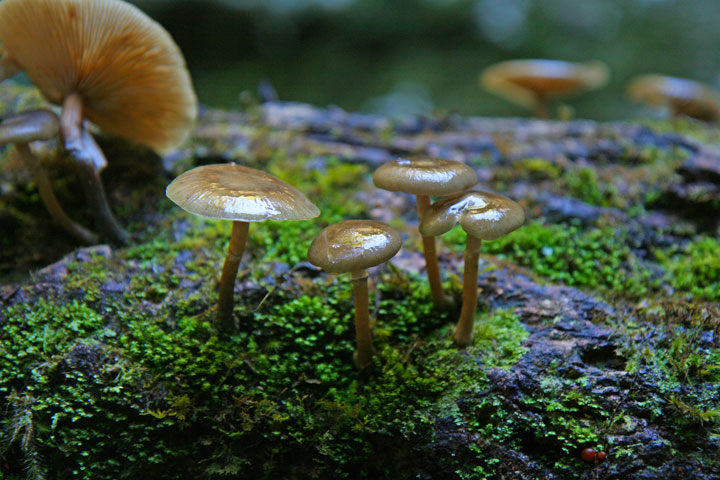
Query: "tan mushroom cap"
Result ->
[[0, 0, 197, 153], [480, 59, 609, 107], [308, 220, 402, 274], [626, 74, 720, 120], [419, 190, 524, 240], [373, 156, 478, 196], [166, 164, 320, 222]]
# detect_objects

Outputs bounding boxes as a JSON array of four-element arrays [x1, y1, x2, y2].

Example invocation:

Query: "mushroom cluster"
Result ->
[[0, 0, 197, 243], [420, 190, 525, 346], [373, 156, 477, 308]]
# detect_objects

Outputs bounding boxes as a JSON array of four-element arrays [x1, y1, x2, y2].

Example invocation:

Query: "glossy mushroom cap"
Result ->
[[166, 164, 320, 222], [626, 74, 720, 121], [373, 157, 478, 196], [480, 59, 609, 107], [308, 220, 402, 274], [0, 0, 197, 153], [419, 190, 525, 240]]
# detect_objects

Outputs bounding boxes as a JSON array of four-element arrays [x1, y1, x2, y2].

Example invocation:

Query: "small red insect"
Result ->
[[581, 447, 607, 463]]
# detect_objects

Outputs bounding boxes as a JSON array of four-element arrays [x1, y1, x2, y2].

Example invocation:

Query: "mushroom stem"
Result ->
[[416, 195, 452, 308], [453, 234, 482, 347], [15, 143, 99, 244], [533, 94, 550, 119], [216, 220, 250, 333], [61, 93, 128, 243], [350, 269, 374, 369]]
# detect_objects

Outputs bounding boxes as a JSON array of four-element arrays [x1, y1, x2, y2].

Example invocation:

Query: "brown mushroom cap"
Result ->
[[626, 74, 720, 120], [373, 156, 478, 196], [480, 59, 609, 107], [0, 0, 197, 153], [419, 190, 525, 240], [166, 164, 320, 222], [308, 220, 402, 274]]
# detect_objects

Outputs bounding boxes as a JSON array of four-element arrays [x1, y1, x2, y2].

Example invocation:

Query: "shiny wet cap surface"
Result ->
[[307, 220, 401, 274], [419, 190, 525, 240], [373, 156, 477, 196], [166, 163, 320, 222]]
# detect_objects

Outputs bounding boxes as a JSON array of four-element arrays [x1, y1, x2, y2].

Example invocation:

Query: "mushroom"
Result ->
[[373, 156, 477, 308], [0, 109, 98, 243], [307, 220, 402, 369], [0, 0, 198, 242], [419, 190, 524, 346], [480, 59, 609, 119], [626, 74, 720, 122], [166, 163, 319, 333]]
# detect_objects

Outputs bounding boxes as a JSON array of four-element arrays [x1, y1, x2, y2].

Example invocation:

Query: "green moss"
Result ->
[[495, 157, 562, 182], [450, 371, 609, 479], [560, 167, 619, 208], [443, 221, 652, 296], [656, 236, 720, 301], [0, 259, 541, 479]]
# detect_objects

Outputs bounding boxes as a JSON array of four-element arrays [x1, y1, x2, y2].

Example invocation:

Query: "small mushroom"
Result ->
[[626, 74, 720, 122], [0, 109, 98, 243], [166, 164, 320, 333], [420, 190, 524, 346], [307, 220, 401, 369], [480, 59, 609, 119], [373, 156, 477, 308], [0, 0, 198, 242]]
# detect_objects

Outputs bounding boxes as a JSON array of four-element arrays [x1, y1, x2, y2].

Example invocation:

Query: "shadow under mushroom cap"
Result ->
[[419, 190, 525, 240]]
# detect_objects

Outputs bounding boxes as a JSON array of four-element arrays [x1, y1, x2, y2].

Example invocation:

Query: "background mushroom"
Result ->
[[480, 59, 609, 119], [0, 0, 198, 242], [626, 74, 720, 122], [373, 156, 477, 308], [307, 220, 402, 369], [166, 163, 319, 333], [0, 109, 98, 243], [420, 190, 524, 346]]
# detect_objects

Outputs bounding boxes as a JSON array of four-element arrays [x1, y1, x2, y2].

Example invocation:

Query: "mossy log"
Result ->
[[1, 82, 719, 479]]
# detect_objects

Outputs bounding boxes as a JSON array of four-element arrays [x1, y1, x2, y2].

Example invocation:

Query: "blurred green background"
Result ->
[[134, 0, 720, 121]]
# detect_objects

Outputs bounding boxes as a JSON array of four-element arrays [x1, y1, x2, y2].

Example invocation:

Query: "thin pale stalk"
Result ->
[[416, 194, 451, 308], [534, 94, 550, 119], [61, 93, 127, 243], [216, 220, 250, 333], [15, 143, 98, 244], [453, 234, 482, 346], [351, 269, 374, 369]]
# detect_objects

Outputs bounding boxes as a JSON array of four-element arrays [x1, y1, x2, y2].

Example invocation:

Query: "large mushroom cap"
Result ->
[[373, 156, 478, 196], [419, 190, 524, 240], [626, 74, 720, 121], [0, 0, 197, 153], [480, 59, 609, 107], [308, 220, 402, 274], [166, 164, 320, 222]]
